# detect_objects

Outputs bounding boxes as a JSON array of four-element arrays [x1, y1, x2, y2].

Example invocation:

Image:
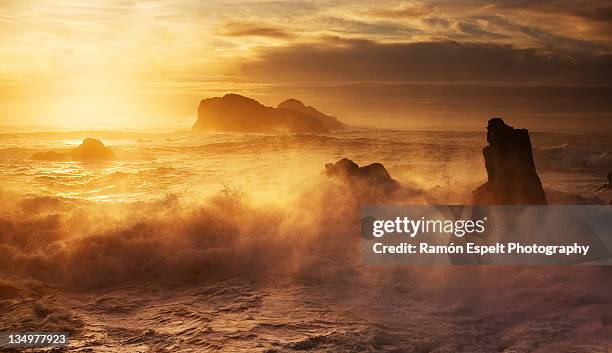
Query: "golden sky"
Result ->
[[0, 0, 610, 128]]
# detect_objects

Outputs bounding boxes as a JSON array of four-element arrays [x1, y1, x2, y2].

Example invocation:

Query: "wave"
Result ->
[[3, 160, 611, 291], [535, 144, 612, 172], [2, 177, 612, 352], [0, 175, 421, 289]]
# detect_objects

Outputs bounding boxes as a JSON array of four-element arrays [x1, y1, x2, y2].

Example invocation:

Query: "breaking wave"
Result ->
[[0, 174, 425, 289], [535, 144, 612, 172]]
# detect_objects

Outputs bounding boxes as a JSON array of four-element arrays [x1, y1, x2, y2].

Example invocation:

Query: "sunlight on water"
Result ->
[[0, 129, 611, 204], [0, 128, 611, 352]]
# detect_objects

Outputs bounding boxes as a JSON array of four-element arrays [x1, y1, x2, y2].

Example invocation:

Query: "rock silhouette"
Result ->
[[31, 150, 68, 161], [32, 138, 117, 161], [70, 138, 118, 160], [597, 171, 612, 192], [325, 158, 399, 193], [472, 118, 546, 204], [278, 99, 345, 131], [193, 94, 343, 133]]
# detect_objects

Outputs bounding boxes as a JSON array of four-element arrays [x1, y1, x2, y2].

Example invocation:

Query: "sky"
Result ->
[[0, 0, 610, 130]]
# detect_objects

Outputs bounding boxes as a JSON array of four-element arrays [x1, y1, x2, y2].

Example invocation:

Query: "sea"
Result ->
[[0, 126, 611, 352]]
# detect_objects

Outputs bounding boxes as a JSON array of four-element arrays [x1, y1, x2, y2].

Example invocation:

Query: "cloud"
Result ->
[[218, 21, 294, 38], [518, 25, 606, 52], [457, 22, 509, 39], [488, 0, 611, 19], [365, 2, 434, 19], [480, 0, 612, 45], [1, 0, 611, 125], [423, 17, 451, 29], [239, 39, 612, 84], [318, 16, 421, 37], [213, 0, 318, 18], [574, 4, 612, 22]]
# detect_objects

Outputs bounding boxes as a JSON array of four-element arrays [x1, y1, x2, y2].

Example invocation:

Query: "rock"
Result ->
[[193, 94, 331, 133], [31, 151, 68, 161], [472, 118, 546, 204], [325, 158, 360, 176], [596, 171, 612, 192], [69, 138, 117, 160], [31, 138, 117, 161], [325, 158, 399, 192], [278, 99, 345, 131]]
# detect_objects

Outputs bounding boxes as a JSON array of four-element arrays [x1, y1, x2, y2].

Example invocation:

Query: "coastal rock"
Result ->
[[597, 171, 612, 192], [278, 99, 345, 131], [70, 138, 118, 160], [193, 94, 342, 133], [30, 151, 67, 161], [472, 118, 546, 204], [31, 138, 117, 161], [325, 158, 399, 192]]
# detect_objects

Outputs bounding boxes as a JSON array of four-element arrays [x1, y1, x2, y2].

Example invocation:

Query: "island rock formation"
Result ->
[[278, 99, 345, 131], [32, 138, 118, 161], [472, 118, 546, 204], [325, 158, 399, 193], [193, 94, 344, 133]]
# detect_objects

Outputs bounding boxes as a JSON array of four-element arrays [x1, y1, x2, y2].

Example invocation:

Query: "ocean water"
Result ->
[[1, 127, 611, 352], [1, 128, 610, 203]]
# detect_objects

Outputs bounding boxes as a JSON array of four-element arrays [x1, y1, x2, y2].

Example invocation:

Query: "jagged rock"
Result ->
[[31, 138, 117, 161], [325, 158, 399, 192], [597, 171, 612, 192], [278, 99, 345, 131], [472, 118, 546, 204], [193, 94, 340, 133]]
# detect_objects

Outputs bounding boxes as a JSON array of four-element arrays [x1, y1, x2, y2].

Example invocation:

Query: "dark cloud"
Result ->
[[423, 0, 612, 49], [423, 17, 451, 29], [485, 0, 612, 31], [518, 25, 606, 52], [319, 17, 421, 37], [457, 22, 508, 39], [488, 0, 611, 18], [470, 14, 607, 51], [241, 39, 612, 84], [218, 21, 293, 38], [574, 5, 612, 22], [471, 14, 515, 28]]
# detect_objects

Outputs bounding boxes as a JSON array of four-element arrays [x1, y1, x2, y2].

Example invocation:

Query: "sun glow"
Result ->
[[0, 0, 609, 131], [43, 82, 136, 128]]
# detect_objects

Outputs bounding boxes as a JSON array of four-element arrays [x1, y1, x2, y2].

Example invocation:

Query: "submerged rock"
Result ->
[[472, 118, 546, 204], [193, 94, 344, 133], [31, 138, 117, 161], [325, 158, 400, 193]]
